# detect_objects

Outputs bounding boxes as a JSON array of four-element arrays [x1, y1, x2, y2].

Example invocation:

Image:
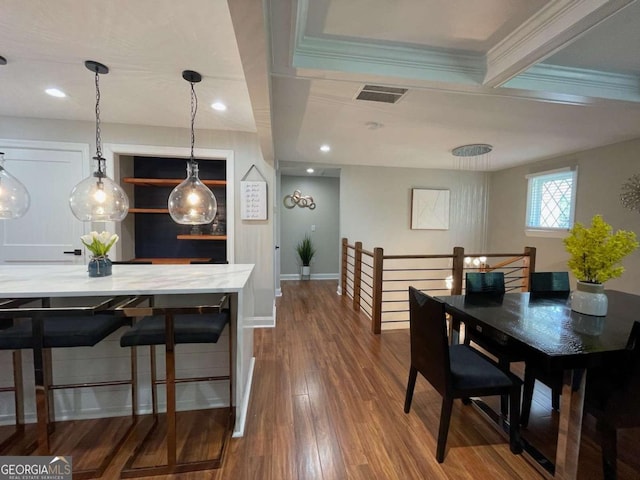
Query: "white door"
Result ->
[[0, 140, 89, 264]]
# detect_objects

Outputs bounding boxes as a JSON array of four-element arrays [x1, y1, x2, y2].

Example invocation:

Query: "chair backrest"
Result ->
[[530, 272, 570, 296], [465, 272, 505, 295], [408, 287, 450, 396]]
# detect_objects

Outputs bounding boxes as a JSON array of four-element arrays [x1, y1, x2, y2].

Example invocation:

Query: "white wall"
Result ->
[[488, 137, 640, 293], [0, 115, 275, 314], [339, 165, 489, 254], [280, 175, 340, 277]]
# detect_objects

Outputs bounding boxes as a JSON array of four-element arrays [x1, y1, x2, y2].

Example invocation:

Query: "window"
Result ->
[[526, 168, 577, 234]]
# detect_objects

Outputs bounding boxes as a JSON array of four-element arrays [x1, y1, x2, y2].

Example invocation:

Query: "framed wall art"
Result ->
[[411, 188, 450, 230]]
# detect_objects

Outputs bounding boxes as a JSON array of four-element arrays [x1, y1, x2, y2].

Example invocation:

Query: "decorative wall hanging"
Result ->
[[620, 173, 640, 212], [283, 189, 316, 210], [411, 188, 450, 230], [240, 164, 268, 220]]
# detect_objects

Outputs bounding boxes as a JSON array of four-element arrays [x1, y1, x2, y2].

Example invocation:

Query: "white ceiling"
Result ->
[[0, 0, 256, 132], [271, 0, 640, 173], [2, 0, 640, 175]]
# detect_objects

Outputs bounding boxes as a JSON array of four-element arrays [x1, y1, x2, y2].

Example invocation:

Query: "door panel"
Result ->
[[0, 140, 89, 264]]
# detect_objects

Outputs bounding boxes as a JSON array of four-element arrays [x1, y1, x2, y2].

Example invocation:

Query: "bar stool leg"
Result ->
[[165, 312, 176, 467], [13, 350, 24, 431]]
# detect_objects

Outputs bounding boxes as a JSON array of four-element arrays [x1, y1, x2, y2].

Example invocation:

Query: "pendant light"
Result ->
[[69, 61, 129, 222], [0, 56, 30, 220], [168, 70, 217, 225], [0, 152, 31, 219]]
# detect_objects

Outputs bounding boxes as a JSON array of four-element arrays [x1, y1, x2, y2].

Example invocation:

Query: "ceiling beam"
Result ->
[[227, 0, 275, 167], [484, 0, 636, 87]]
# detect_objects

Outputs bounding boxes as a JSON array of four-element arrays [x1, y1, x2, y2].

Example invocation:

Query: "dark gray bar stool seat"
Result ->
[[120, 313, 227, 346]]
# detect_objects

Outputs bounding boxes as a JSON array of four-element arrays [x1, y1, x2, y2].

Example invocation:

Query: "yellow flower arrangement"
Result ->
[[563, 215, 638, 284]]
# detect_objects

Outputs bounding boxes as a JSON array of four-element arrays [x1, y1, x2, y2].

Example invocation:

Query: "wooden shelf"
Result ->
[[129, 207, 170, 214], [123, 177, 226, 187], [132, 258, 212, 264], [176, 235, 227, 241]]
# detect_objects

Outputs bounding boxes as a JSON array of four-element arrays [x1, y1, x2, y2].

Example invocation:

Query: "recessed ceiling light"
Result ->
[[320, 144, 331, 153], [306, 168, 314, 173], [45, 88, 66, 98], [211, 102, 227, 111]]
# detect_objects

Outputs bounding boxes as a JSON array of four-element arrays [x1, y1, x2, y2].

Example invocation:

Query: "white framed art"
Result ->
[[411, 188, 450, 230]]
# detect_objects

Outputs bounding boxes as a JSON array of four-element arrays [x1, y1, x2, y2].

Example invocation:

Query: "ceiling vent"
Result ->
[[356, 84, 408, 104]]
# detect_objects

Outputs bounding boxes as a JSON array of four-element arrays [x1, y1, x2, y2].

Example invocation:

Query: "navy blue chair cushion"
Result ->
[[120, 312, 229, 347], [0, 315, 129, 350], [449, 344, 514, 390]]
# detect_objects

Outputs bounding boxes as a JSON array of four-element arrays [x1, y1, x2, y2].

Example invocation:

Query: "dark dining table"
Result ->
[[436, 290, 639, 480]]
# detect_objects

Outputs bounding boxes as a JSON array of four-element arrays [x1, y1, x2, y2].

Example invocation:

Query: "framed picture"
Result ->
[[411, 188, 450, 230]]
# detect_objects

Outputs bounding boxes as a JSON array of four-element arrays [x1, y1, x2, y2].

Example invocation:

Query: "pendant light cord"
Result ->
[[190, 81, 197, 167], [94, 70, 104, 175]]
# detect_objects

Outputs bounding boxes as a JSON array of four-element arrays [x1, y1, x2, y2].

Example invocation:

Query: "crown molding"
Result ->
[[292, 0, 483, 85], [503, 63, 640, 103], [484, 0, 636, 87]]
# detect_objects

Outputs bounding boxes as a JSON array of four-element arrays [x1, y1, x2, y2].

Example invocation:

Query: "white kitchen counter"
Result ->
[[0, 263, 256, 437]]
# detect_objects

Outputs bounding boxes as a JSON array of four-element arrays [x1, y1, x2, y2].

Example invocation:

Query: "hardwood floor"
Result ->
[[2, 279, 639, 479]]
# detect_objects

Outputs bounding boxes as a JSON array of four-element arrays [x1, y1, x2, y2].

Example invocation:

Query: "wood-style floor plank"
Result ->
[[2, 279, 639, 479]]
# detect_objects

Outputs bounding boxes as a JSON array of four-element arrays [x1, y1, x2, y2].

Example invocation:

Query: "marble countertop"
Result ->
[[0, 264, 255, 297]]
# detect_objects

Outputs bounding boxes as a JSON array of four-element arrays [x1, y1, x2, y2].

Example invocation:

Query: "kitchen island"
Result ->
[[0, 263, 256, 443]]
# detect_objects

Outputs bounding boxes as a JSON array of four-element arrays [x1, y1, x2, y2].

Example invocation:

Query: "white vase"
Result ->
[[570, 281, 607, 316], [301, 265, 311, 280]]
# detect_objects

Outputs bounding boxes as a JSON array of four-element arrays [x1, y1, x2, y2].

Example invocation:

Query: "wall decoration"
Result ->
[[240, 164, 268, 220], [283, 189, 316, 209], [621, 173, 640, 212], [411, 188, 450, 230]]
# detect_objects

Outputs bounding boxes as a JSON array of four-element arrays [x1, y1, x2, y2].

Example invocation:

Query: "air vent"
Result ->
[[356, 84, 408, 104]]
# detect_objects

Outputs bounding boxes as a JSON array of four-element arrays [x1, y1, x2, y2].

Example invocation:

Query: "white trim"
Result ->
[[102, 143, 235, 263], [245, 299, 276, 328], [382, 321, 409, 331], [275, 287, 282, 297], [525, 165, 575, 179], [233, 356, 255, 438], [525, 228, 571, 238], [485, 0, 634, 87]]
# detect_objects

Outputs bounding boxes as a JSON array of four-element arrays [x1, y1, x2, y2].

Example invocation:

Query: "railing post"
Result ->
[[340, 238, 348, 298], [452, 246, 464, 294], [522, 246, 537, 291], [371, 247, 383, 334], [353, 242, 362, 312]]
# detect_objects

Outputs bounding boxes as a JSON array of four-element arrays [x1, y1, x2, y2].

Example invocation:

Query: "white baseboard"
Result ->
[[233, 356, 255, 438], [244, 299, 276, 328], [280, 273, 339, 281], [275, 287, 282, 297], [381, 321, 410, 331]]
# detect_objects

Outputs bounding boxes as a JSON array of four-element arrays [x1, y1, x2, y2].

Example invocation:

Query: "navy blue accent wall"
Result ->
[[132, 156, 227, 261]]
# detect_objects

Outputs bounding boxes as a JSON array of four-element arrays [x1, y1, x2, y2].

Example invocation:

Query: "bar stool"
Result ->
[[0, 296, 137, 479], [0, 298, 34, 453], [117, 294, 232, 477]]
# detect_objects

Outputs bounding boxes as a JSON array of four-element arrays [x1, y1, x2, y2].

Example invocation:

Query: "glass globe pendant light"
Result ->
[[0, 152, 30, 219], [69, 61, 129, 222], [168, 70, 217, 225]]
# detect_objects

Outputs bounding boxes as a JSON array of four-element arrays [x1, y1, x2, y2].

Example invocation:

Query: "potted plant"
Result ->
[[296, 234, 316, 279], [563, 215, 638, 315]]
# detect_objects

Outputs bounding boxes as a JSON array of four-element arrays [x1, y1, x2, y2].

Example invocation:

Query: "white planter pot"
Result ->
[[570, 281, 608, 316], [301, 265, 311, 280]]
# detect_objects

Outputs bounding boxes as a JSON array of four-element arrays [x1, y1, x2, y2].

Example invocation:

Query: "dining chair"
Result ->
[[583, 320, 640, 480], [117, 294, 232, 477], [520, 272, 570, 426], [0, 296, 136, 478], [404, 287, 522, 462], [463, 271, 522, 414]]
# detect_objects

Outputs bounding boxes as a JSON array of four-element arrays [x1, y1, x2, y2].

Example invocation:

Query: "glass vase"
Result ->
[[88, 256, 112, 277], [570, 281, 607, 316]]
